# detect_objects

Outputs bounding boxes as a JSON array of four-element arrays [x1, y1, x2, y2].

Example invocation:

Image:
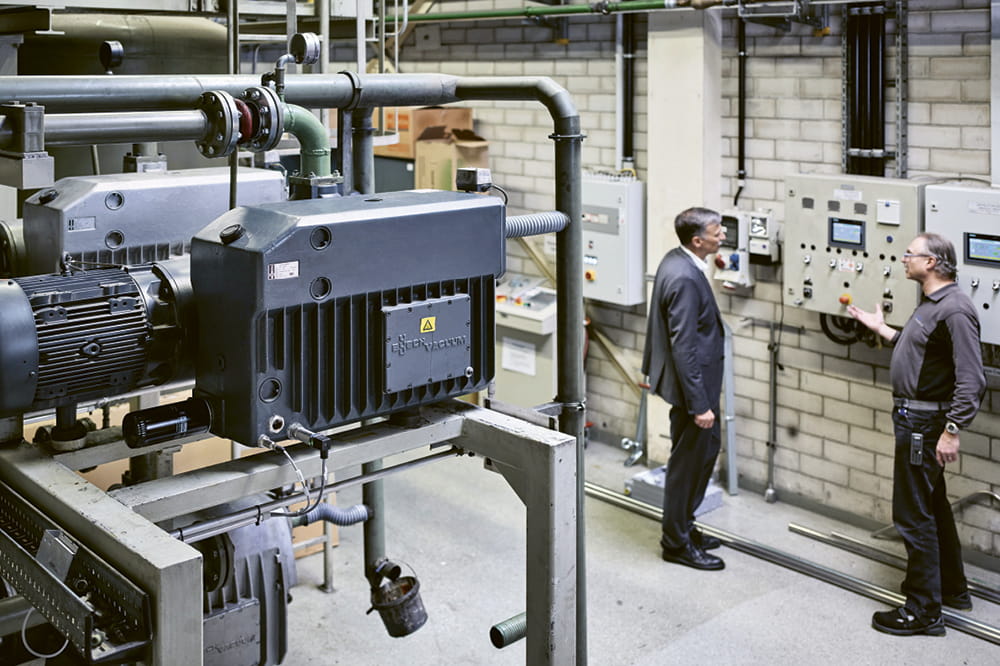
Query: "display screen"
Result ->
[[965, 232, 1000, 266], [828, 217, 865, 250], [720, 215, 739, 249]]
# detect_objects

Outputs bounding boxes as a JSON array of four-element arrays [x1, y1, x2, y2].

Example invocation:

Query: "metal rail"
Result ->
[[170, 447, 462, 544], [585, 482, 1000, 646], [788, 522, 1000, 606]]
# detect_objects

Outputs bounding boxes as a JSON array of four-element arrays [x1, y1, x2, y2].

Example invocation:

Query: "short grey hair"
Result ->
[[675, 207, 721, 246]]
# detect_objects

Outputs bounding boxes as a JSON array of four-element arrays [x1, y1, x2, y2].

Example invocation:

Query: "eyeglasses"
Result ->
[[901, 253, 934, 261]]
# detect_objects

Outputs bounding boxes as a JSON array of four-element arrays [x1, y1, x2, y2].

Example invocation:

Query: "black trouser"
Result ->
[[660, 403, 721, 551], [891, 406, 968, 619]]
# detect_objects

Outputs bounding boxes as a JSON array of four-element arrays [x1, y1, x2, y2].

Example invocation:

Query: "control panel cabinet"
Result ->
[[783, 174, 926, 327], [925, 183, 1000, 345], [581, 173, 645, 305]]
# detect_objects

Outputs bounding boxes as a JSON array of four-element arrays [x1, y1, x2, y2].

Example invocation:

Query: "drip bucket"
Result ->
[[368, 575, 427, 637]]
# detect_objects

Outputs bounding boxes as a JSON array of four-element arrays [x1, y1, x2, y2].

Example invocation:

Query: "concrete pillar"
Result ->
[[645, 9, 723, 462]]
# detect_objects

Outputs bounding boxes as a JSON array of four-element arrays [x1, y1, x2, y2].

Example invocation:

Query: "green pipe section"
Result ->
[[282, 103, 332, 178], [390, 0, 684, 23]]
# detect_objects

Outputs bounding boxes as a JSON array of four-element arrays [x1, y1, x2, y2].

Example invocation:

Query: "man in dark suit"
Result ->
[[642, 207, 727, 571]]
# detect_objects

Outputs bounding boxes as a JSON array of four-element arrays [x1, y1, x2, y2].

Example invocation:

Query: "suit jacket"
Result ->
[[641, 246, 725, 414]]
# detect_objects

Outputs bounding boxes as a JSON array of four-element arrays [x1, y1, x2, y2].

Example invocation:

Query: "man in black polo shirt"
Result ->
[[848, 232, 985, 637]]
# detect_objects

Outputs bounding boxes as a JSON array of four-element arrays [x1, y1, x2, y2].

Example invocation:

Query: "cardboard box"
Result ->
[[372, 106, 474, 159], [415, 127, 490, 191]]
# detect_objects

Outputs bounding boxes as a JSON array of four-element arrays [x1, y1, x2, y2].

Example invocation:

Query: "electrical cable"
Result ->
[[20, 608, 68, 660], [819, 312, 863, 345], [269, 445, 329, 518], [490, 183, 508, 204]]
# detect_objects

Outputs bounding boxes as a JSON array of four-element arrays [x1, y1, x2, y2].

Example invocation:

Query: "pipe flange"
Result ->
[[196, 90, 240, 159], [240, 86, 284, 152]]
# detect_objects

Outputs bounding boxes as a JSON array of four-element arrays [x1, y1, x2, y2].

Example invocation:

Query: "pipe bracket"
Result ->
[[337, 70, 364, 110]]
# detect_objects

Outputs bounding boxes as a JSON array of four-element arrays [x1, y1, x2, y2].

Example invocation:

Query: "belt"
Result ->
[[892, 397, 949, 412]]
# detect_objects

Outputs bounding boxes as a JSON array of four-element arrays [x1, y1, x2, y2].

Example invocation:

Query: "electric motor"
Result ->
[[0, 258, 193, 416]]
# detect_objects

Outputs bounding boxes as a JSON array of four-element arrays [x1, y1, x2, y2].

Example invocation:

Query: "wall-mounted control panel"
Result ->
[[581, 172, 645, 305], [714, 210, 754, 288], [713, 209, 780, 289], [925, 183, 1000, 345], [783, 174, 926, 327]]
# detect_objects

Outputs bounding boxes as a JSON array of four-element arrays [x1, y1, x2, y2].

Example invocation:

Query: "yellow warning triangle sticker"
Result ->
[[420, 316, 436, 333]]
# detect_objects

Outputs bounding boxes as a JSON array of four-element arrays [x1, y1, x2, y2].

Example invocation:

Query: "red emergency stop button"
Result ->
[[839, 294, 852, 305], [584, 270, 596, 281], [714, 255, 726, 269]]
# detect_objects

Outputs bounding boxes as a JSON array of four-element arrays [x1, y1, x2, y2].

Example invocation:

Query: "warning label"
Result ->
[[420, 316, 436, 333]]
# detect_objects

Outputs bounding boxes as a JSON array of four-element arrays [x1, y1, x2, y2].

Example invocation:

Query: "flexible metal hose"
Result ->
[[293, 503, 372, 527], [505, 211, 570, 238]]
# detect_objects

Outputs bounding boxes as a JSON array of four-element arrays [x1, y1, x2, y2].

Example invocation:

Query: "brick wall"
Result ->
[[333, 1, 998, 556]]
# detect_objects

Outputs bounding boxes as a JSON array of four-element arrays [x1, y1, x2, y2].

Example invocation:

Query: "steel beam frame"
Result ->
[[0, 400, 577, 665]]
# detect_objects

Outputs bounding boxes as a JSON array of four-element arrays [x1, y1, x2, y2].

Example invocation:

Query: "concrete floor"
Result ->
[[283, 439, 1000, 665]]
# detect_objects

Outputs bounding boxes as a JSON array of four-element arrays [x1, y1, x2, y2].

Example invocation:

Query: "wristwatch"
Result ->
[[944, 421, 960, 435]]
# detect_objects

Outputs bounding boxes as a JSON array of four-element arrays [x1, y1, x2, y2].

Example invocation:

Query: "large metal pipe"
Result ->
[[0, 110, 209, 148]]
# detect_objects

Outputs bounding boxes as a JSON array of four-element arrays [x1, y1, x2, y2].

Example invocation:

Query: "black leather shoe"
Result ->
[[661, 542, 725, 571], [943, 591, 973, 611], [871, 607, 945, 636], [691, 528, 721, 551]]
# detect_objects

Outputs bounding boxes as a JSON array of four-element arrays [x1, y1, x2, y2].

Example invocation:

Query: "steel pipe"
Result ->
[[490, 611, 527, 649], [789, 523, 1000, 606], [0, 110, 208, 148]]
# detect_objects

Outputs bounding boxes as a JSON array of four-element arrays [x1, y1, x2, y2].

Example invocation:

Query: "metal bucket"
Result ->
[[369, 575, 427, 638]]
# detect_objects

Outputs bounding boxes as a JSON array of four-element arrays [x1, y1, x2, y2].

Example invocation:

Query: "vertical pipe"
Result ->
[[552, 114, 586, 664], [352, 107, 375, 194], [873, 7, 885, 176], [318, 0, 330, 131], [356, 0, 366, 72], [858, 9, 870, 175], [228, 0, 240, 209], [337, 108, 354, 195], [615, 15, 624, 170], [735, 17, 746, 206], [847, 10, 861, 175], [723, 322, 738, 495], [764, 322, 778, 502], [622, 14, 635, 169], [362, 458, 385, 587]]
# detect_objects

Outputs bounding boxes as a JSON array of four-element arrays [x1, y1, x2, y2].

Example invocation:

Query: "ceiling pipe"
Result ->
[[385, 0, 860, 24]]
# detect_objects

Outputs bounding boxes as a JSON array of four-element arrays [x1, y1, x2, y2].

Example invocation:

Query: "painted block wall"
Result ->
[[326, 0, 998, 556]]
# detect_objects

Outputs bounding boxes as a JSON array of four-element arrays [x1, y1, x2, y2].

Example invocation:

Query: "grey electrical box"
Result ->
[[191, 190, 506, 446], [581, 172, 645, 305], [783, 173, 926, 327], [925, 183, 1000, 345]]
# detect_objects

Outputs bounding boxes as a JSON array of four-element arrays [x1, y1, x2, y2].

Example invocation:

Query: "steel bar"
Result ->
[[170, 447, 461, 544], [789, 523, 1000, 606], [41, 111, 208, 147], [585, 482, 1000, 646]]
